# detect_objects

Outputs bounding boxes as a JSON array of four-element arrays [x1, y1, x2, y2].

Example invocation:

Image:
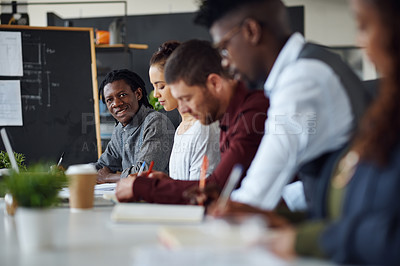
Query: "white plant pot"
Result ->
[[15, 207, 54, 253]]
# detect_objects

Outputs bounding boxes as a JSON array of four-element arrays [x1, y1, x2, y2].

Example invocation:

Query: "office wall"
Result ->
[[2, 0, 356, 46], [284, 0, 356, 46], [1, 0, 376, 79], [283, 0, 376, 80], [2, 0, 198, 26]]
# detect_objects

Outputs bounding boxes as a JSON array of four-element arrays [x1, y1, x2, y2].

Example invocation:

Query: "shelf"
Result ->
[[95, 43, 148, 51]]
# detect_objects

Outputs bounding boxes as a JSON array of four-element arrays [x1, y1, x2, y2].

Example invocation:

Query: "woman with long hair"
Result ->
[[149, 41, 220, 180]]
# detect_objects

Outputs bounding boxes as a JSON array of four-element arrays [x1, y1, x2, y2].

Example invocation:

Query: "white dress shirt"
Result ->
[[231, 33, 353, 210]]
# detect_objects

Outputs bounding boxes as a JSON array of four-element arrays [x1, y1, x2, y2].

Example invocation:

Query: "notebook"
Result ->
[[110, 203, 205, 223]]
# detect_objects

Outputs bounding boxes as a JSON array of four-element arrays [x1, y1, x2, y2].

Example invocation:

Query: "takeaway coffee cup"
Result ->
[[65, 164, 97, 211]]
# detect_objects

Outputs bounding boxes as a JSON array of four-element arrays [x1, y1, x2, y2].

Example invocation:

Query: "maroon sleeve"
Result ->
[[206, 93, 268, 189], [132, 91, 269, 204]]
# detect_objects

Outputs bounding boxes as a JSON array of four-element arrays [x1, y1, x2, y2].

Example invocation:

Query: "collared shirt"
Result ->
[[131, 82, 269, 204], [231, 33, 353, 210], [95, 105, 175, 177]]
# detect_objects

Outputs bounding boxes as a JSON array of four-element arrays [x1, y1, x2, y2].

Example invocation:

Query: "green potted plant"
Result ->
[[0, 150, 27, 177], [148, 90, 163, 111], [1, 163, 67, 252]]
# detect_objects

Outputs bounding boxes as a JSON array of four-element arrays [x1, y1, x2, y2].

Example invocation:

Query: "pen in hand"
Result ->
[[146, 161, 154, 177], [138, 161, 146, 176], [199, 155, 209, 191]]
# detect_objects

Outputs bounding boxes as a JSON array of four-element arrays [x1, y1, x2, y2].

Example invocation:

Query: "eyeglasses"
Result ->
[[213, 23, 243, 58]]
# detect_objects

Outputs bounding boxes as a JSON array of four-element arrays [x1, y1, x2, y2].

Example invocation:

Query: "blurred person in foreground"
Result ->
[[210, 0, 400, 264]]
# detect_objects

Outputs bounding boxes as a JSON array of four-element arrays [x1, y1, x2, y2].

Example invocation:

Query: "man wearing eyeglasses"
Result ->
[[195, 0, 369, 211]]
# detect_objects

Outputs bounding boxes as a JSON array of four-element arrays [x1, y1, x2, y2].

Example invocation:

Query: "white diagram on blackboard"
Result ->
[[20, 37, 59, 111]]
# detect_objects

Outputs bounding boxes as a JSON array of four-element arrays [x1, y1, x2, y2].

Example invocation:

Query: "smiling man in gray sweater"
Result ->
[[95, 69, 174, 183]]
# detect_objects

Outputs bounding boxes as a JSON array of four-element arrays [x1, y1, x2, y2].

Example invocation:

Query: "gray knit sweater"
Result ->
[[95, 105, 174, 177]]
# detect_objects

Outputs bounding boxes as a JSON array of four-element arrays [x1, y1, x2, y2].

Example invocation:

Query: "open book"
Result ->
[[111, 203, 205, 223]]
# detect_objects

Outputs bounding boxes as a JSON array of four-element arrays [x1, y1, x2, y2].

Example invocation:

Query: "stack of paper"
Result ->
[[110, 203, 205, 223], [94, 183, 116, 196], [58, 184, 117, 206], [58, 183, 117, 198]]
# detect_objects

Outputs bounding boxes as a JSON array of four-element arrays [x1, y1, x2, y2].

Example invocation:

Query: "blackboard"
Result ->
[[0, 25, 101, 167]]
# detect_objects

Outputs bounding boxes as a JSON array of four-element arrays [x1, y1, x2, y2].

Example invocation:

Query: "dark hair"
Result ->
[[352, 0, 400, 165], [149, 40, 181, 69], [99, 69, 152, 108], [164, 39, 230, 86], [194, 0, 290, 36]]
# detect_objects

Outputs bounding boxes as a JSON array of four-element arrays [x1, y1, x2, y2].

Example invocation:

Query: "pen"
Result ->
[[138, 161, 146, 175], [146, 161, 154, 177], [199, 155, 209, 191], [57, 152, 65, 167], [215, 164, 243, 211]]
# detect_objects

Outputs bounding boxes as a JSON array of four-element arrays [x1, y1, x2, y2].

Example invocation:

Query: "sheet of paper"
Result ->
[[94, 183, 117, 192], [94, 183, 117, 198], [58, 183, 117, 198], [58, 184, 116, 207], [0, 80, 23, 126], [0, 31, 23, 76]]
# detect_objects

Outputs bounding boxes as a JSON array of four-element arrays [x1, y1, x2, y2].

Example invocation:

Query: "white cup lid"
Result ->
[[65, 164, 97, 175]]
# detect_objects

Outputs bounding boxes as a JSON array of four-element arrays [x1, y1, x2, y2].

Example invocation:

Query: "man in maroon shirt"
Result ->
[[116, 40, 269, 204]]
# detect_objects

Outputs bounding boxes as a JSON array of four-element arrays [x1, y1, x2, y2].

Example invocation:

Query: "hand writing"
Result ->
[[147, 171, 170, 180], [115, 175, 137, 202], [183, 183, 220, 206]]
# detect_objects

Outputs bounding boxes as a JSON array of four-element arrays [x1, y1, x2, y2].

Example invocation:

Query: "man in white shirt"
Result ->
[[195, 0, 369, 210]]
